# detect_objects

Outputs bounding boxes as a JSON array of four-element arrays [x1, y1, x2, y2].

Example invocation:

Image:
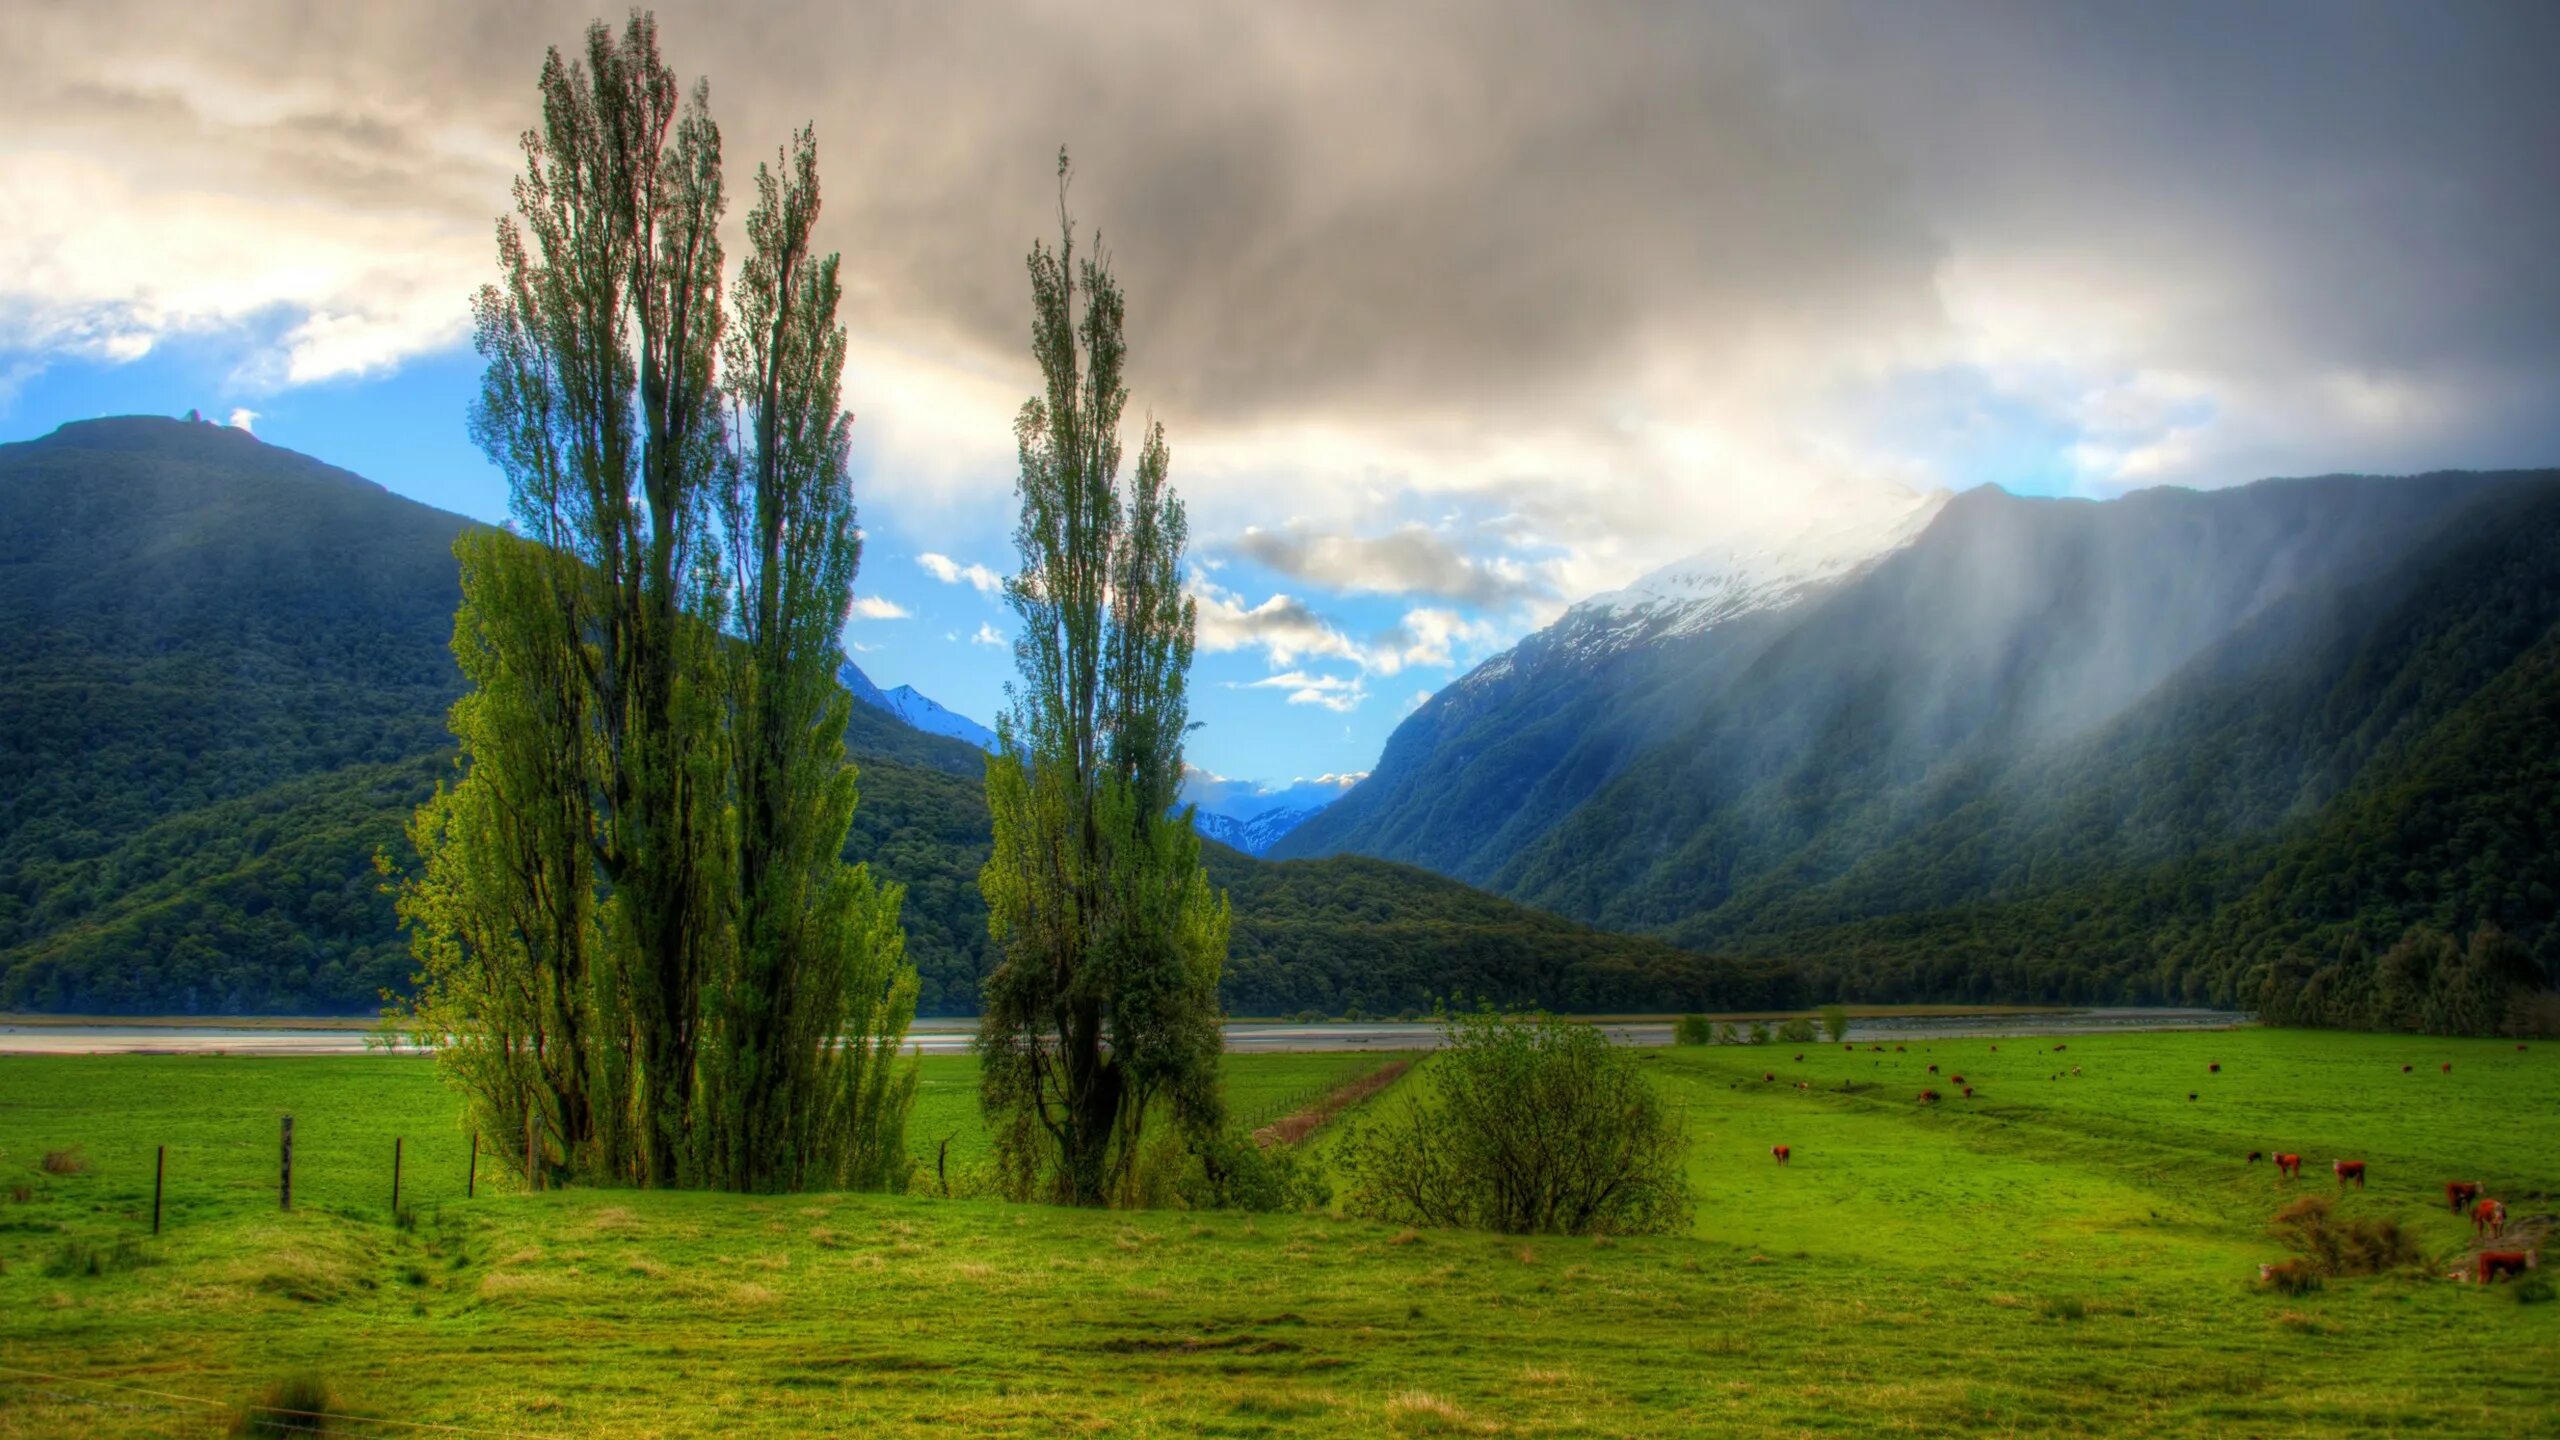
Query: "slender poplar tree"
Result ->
[[978, 152, 1230, 1206], [395, 13, 914, 1192]]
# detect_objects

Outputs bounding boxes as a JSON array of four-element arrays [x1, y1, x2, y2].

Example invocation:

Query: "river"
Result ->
[[0, 1007, 2247, 1057]]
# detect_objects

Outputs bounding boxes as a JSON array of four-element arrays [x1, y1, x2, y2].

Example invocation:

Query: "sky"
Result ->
[[4, 0, 2558, 788]]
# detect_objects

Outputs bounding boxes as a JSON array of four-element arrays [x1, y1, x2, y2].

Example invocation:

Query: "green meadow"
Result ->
[[1, 1028, 2554, 1437]]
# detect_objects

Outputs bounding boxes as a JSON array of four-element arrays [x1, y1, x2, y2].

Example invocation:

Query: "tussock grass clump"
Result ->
[[38, 1147, 87, 1176], [41, 1236, 150, 1279], [230, 1374, 339, 1437], [2268, 1196, 2424, 1279]]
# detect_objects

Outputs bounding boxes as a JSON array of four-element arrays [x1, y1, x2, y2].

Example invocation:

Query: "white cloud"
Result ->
[[226, 407, 259, 432], [1245, 670, 1367, 713], [971, 622, 1005, 646], [848, 595, 910, 620], [919, 552, 1005, 595]]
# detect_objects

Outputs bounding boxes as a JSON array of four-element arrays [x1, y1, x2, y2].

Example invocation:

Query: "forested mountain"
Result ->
[[1279, 469, 2560, 1021], [0, 416, 1760, 1016]]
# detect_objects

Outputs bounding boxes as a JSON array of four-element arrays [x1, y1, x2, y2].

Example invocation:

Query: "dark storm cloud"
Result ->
[[8, 0, 2559, 490]]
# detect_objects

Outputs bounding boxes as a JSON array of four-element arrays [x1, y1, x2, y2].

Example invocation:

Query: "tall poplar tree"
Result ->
[[395, 13, 914, 1192], [978, 154, 1230, 1206]]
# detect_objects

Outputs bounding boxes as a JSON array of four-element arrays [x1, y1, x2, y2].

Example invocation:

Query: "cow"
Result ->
[[2054, 1044, 2068, 1053], [2447, 1180, 2483, 1214], [2071, 1065, 2082, 1076], [1928, 1064, 1940, 1074], [2275, 1153, 2303, 1179], [1919, 1088, 1941, 1104], [1763, 1072, 1776, 1083], [2247, 1151, 2264, 1164], [1771, 1144, 1791, 1165], [1949, 1074, 1966, 1085], [2473, 1198, 2508, 1239], [2518, 1044, 2528, 1052], [1962, 1086, 1975, 1099], [2188, 1092, 2198, 1101], [1989, 1045, 1999, 1053], [2402, 1064, 2413, 1073], [2334, 1159, 2367, 1188], [1795, 1054, 1805, 1062], [2209, 1063, 2221, 1074], [2442, 1062, 2453, 1074], [1896, 1045, 1907, 1053], [2475, 1250, 2538, 1284]]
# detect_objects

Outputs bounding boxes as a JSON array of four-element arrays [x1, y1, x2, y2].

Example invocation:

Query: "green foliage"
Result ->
[[976, 156, 1227, 1207], [1820, 1004, 1850, 1042], [230, 1374, 339, 1439], [1776, 1017, 1817, 1044], [1170, 1128, 1330, 1213], [1336, 1007, 1691, 1236], [1674, 1015, 1714, 1046], [393, 18, 913, 1192]]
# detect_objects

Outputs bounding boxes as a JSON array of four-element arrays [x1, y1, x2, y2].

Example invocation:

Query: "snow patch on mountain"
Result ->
[[837, 659, 997, 750], [1182, 768, 1363, 854], [1556, 483, 1954, 656]]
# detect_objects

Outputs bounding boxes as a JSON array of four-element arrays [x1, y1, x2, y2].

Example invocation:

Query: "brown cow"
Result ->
[[2473, 1198, 2508, 1239], [2475, 1249, 2538, 1284], [2402, 1064, 2413, 1073], [2247, 1151, 2264, 1164], [1928, 1064, 1940, 1074], [2209, 1063, 2221, 1074], [2334, 1159, 2367, 1188], [1771, 1144, 1791, 1165], [2274, 1153, 2303, 1179], [1949, 1074, 1966, 1085], [2187, 1092, 2198, 1101], [1919, 1088, 1941, 1104], [1763, 1072, 1775, 1083], [2442, 1062, 2453, 1074], [1962, 1085, 1975, 1098], [2447, 1181, 2483, 1214]]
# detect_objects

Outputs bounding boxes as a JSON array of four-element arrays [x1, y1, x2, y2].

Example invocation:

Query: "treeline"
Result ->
[[2255, 925, 2555, 1037]]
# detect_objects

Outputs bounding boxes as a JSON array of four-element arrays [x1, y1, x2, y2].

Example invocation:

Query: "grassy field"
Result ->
[[0, 1029, 2554, 1436]]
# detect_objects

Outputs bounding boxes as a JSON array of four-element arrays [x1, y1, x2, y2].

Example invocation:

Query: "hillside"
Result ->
[[1282, 469, 2560, 1013], [0, 416, 1751, 1016]]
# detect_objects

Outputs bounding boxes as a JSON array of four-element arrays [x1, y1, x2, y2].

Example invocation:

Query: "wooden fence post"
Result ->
[[467, 1134, 478, 1199], [279, 1115, 294, 1212], [391, 1137, 403, 1216], [152, 1145, 164, 1236], [524, 1101, 537, 1193]]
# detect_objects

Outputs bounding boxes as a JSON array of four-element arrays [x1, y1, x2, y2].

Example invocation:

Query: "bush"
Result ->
[[1819, 1004, 1850, 1043], [38, 1148, 86, 1176], [1674, 1015, 1714, 1046], [2267, 1196, 2424, 1278], [1175, 1128, 1330, 1213], [2514, 1275, 2555, 1305], [1747, 1021, 1771, 1045], [231, 1374, 338, 1438], [1776, 1017, 1817, 1044], [1335, 1007, 1691, 1236]]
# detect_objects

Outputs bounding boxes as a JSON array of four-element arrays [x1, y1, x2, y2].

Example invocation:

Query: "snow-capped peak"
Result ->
[[1563, 484, 1952, 651]]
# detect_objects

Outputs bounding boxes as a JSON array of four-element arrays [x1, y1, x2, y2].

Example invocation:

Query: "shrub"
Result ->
[[38, 1149, 86, 1176], [1819, 1004, 1850, 1043], [1746, 1021, 1771, 1045], [2258, 1258, 2324, 1295], [1175, 1128, 1330, 1213], [1713, 1022, 1740, 1045], [1335, 1006, 1691, 1236], [231, 1374, 338, 1438], [1775, 1017, 1817, 1044], [2268, 1196, 2424, 1278], [2514, 1275, 2554, 1305], [1673, 1015, 1714, 1046]]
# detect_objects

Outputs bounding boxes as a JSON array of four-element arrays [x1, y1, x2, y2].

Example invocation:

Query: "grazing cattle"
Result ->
[[1990, 1045, 1999, 1052], [2441, 1062, 2453, 1074], [1896, 1045, 1907, 1053], [2402, 1064, 2413, 1073], [1949, 1074, 1966, 1085], [2053, 1044, 2068, 1053], [1771, 1144, 1791, 1165], [2071, 1066, 2082, 1076], [1928, 1064, 1940, 1074], [1795, 1054, 1805, 1062], [2187, 1092, 2198, 1101], [1962, 1086, 1975, 1099], [2475, 1250, 2538, 1284], [2447, 1181, 2483, 1214], [2474, 1198, 2508, 1239], [2333, 1159, 2367, 1188], [1919, 1088, 1941, 1104], [2518, 1044, 2528, 1052], [1763, 1072, 1775, 1083], [2209, 1063, 2221, 1074], [2247, 1151, 2264, 1164], [2275, 1153, 2303, 1179]]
